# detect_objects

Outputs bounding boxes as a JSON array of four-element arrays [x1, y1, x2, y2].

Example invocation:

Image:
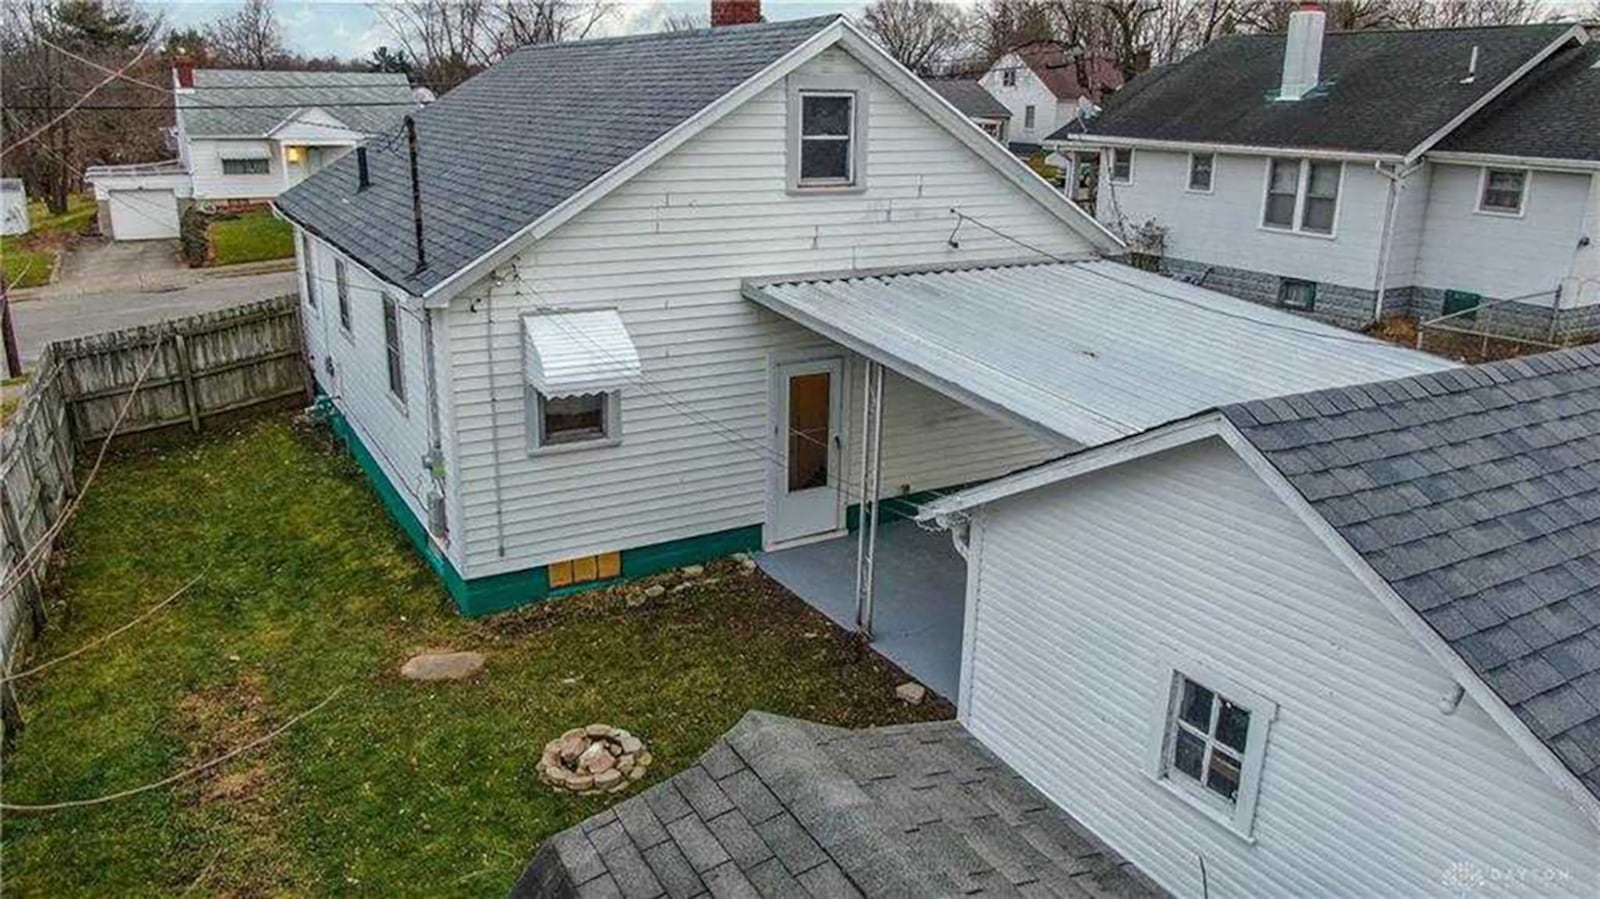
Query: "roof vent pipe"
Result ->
[[356, 146, 370, 190], [1460, 45, 1479, 84], [1278, 1, 1326, 101]]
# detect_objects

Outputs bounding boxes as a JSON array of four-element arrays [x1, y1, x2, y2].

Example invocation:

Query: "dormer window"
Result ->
[[787, 77, 869, 193]]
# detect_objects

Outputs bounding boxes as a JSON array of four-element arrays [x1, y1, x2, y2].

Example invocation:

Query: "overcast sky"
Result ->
[[153, 0, 870, 60]]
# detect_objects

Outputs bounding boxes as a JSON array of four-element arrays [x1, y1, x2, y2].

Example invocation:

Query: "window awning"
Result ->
[[218, 142, 272, 160], [523, 309, 641, 398]]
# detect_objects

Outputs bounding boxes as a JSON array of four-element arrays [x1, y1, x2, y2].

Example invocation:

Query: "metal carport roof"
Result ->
[[742, 260, 1458, 448]]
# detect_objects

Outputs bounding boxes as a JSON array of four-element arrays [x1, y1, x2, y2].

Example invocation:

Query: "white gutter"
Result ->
[[1057, 133, 1402, 163], [1426, 151, 1600, 174]]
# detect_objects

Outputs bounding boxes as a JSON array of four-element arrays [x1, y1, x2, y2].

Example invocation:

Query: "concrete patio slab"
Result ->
[[757, 520, 966, 702]]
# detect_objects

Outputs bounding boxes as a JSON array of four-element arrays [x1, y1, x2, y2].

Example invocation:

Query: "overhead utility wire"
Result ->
[[0, 40, 153, 159]]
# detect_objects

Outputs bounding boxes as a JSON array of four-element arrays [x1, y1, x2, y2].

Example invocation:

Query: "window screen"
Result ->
[[382, 293, 404, 402], [1188, 154, 1214, 191], [799, 94, 853, 185], [1264, 158, 1299, 228], [1300, 161, 1340, 233], [541, 393, 607, 446], [1480, 169, 1526, 214]]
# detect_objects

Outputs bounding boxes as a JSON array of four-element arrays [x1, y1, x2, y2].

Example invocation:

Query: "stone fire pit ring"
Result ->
[[541, 724, 651, 795]]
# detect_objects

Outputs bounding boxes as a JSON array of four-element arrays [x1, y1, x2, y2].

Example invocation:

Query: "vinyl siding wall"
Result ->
[[188, 138, 286, 200], [443, 46, 1082, 579], [298, 230, 445, 558], [1412, 162, 1590, 306], [1096, 148, 1389, 290], [1384, 162, 1432, 292], [962, 438, 1600, 898], [979, 54, 1064, 143]]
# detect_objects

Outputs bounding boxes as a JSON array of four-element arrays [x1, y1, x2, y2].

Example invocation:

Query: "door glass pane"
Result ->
[[787, 372, 830, 492]]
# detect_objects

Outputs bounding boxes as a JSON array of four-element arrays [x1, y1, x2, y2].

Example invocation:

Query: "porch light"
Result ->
[[286, 146, 304, 164]]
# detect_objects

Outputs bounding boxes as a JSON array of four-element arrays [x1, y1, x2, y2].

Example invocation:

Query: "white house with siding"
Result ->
[[921, 350, 1600, 898], [976, 42, 1122, 152], [274, 10, 1447, 625], [87, 64, 416, 241], [1056, 8, 1600, 341]]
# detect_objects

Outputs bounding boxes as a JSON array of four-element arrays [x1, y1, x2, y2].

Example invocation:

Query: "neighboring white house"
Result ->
[[272, 10, 1446, 624], [920, 349, 1600, 898], [925, 78, 1011, 142], [0, 179, 27, 236], [978, 41, 1122, 152], [86, 63, 416, 241], [1056, 7, 1600, 340]]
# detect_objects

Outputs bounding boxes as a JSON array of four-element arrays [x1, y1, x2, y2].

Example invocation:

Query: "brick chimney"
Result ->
[[1278, 1, 1326, 101], [711, 0, 761, 27], [172, 54, 196, 91]]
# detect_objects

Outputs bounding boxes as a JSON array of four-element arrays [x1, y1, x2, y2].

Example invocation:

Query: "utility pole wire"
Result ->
[[0, 687, 343, 812], [0, 568, 208, 684], [0, 40, 154, 161]]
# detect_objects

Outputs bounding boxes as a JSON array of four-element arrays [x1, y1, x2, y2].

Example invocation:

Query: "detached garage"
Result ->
[[84, 161, 192, 241]]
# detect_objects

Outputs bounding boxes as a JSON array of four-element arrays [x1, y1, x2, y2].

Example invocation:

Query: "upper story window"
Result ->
[[1148, 668, 1276, 838], [221, 157, 269, 176], [335, 258, 352, 334], [787, 77, 869, 193], [1110, 147, 1133, 184], [381, 293, 405, 404], [1262, 158, 1340, 235], [1478, 167, 1527, 216], [1002, 68, 1017, 87], [300, 233, 317, 308], [1024, 104, 1036, 130], [1187, 153, 1214, 192]]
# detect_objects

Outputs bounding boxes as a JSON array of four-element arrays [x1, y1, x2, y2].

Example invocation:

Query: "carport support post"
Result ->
[[854, 359, 885, 637]]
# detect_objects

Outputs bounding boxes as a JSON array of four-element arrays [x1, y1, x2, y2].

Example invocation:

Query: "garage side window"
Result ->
[[300, 234, 317, 308], [1148, 667, 1275, 837]]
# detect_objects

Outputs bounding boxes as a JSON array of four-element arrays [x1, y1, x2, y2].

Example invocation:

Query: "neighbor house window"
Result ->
[[798, 93, 854, 186], [1110, 147, 1133, 184], [381, 293, 405, 404], [1002, 68, 1017, 87], [1263, 158, 1341, 235], [529, 391, 620, 450], [1478, 168, 1527, 215], [335, 258, 352, 334], [221, 157, 268, 175], [1148, 669, 1275, 837], [1278, 278, 1317, 311], [300, 233, 317, 308], [1024, 104, 1036, 130], [1187, 153, 1214, 192]]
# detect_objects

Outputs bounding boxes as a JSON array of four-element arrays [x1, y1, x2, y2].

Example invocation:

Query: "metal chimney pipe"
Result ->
[[356, 146, 370, 191]]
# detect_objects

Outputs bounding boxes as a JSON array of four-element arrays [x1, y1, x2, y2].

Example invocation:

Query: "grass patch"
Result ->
[[2, 194, 96, 289], [207, 212, 293, 266], [0, 417, 946, 895]]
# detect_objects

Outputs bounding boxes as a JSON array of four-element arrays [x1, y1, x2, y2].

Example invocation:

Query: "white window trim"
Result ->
[[1185, 152, 1214, 194], [381, 292, 407, 412], [1143, 655, 1277, 842], [526, 388, 623, 455], [1258, 157, 1343, 240], [1475, 166, 1530, 218], [786, 75, 870, 194], [1109, 147, 1134, 185]]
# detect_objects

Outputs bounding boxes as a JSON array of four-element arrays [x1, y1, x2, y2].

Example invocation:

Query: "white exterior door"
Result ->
[[107, 189, 179, 240], [768, 356, 846, 547]]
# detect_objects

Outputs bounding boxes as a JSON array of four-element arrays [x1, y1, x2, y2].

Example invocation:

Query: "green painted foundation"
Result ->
[[324, 395, 971, 618], [322, 401, 762, 618]]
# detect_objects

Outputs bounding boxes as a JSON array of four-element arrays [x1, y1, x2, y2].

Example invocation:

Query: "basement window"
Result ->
[[788, 77, 869, 192], [1110, 147, 1133, 184], [1277, 278, 1317, 311], [1148, 667, 1276, 838], [1478, 168, 1527, 216]]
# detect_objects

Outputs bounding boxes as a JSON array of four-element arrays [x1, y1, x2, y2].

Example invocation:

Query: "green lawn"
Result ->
[[2, 194, 96, 289], [207, 212, 294, 266], [0, 417, 945, 895]]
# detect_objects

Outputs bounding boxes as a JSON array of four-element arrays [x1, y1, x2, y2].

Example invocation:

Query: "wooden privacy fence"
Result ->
[[0, 294, 308, 741]]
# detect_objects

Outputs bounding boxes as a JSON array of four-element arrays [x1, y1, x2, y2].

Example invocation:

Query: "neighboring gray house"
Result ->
[[921, 347, 1600, 897], [86, 62, 416, 241], [926, 78, 1011, 141], [1055, 7, 1600, 341]]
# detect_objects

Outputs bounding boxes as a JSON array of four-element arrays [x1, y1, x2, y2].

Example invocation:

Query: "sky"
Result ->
[[153, 0, 870, 61]]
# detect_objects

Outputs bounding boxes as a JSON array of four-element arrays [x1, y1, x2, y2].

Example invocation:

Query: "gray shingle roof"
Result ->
[[178, 69, 417, 137], [1054, 24, 1578, 153], [1222, 346, 1600, 801], [926, 79, 1011, 120], [275, 17, 839, 298], [1436, 39, 1600, 162], [514, 712, 1166, 898]]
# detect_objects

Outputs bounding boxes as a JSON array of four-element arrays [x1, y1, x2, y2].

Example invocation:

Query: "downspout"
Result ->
[[420, 307, 448, 542], [1371, 160, 1418, 326]]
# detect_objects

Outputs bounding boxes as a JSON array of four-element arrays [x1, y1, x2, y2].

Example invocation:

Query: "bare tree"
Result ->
[[495, 0, 618, 50], [659, 12, 707, 32], [860, 0, 973, 74], [374, 0, 500, 90], [205, 0, 284, 68]]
